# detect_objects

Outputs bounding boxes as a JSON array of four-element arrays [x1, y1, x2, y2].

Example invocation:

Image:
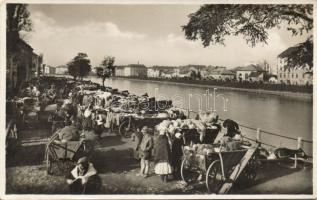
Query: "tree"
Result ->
[[67, 53, 91, 80], [285, 36, 313, 70], [7, 4, 32, 52], [96, 56, 115, 87], [183, 4, 313, 69]]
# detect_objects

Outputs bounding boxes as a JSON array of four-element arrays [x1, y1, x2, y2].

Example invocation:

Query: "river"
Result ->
[[88, 76, 313, 155]]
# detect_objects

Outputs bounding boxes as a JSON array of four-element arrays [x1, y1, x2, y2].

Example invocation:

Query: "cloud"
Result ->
[[28, 11, 147, 66], [27, 11, 310, 69]]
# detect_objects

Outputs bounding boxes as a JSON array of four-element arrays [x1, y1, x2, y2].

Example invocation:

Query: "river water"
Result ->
[[89, 76, 313, 155]]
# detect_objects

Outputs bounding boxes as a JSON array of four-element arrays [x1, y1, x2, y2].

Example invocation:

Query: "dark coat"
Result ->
[[153, 135, 171, 163], [172, 138, 184, 159]]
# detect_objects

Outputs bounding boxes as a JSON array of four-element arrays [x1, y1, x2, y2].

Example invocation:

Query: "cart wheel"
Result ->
[[46, 150, 53, 175], [119, 120, 136, 138], [206, 160, 223, 193], [180, 158, 200, 184]]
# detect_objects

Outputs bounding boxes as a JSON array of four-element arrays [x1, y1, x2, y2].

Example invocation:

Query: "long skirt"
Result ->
[[154, 161, 172, 175]]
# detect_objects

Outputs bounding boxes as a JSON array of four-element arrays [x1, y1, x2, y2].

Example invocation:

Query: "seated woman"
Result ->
[[66, 156, 99, 194]]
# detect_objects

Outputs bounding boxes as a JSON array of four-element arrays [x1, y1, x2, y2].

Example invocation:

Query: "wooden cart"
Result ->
[[45, 132, 92, 175], [181, 144, 259, 194]]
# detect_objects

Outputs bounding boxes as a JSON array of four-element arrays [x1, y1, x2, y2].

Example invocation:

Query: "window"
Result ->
[[284, 74, 286, 78], [296, 74, 298, 78], [280, 74, 282, 78], [292, 74, 294, 78]]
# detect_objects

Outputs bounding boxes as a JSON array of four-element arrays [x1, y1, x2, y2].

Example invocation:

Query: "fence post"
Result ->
[[256, 128, 261, 143], [293, 153, 298, 169], [297, 137, 303, 149]]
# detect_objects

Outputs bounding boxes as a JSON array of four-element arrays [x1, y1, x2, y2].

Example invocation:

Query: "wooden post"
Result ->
[[293, 153, 298, 169], [256, 128, 261, 143], [297, 137, 303, 149]]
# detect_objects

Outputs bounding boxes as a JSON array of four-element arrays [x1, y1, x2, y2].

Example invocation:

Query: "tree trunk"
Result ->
[[102, 77, 106, 87]]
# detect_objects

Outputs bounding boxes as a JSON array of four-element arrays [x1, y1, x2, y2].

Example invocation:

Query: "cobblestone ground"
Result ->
[[6, 112, 313, 194]]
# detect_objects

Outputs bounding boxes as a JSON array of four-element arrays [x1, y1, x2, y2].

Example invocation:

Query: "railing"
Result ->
[[185, 109, 313, 157]]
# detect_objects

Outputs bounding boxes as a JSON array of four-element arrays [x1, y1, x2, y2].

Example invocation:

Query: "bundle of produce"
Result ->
[[155, 119, 172, 132], [199, 111, 218, 124], [156, 112, 169, 118], [58, 125, 80, 142], [193, 144, 214, 155]]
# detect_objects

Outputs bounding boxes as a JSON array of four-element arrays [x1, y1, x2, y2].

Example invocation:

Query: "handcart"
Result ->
[[180, 143, 259, 194], [45, 131, 92, 175]]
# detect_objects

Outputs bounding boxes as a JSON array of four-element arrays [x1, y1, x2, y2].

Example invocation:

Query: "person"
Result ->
[[94, 110, 106, 137], [49, 103, 65, 134], [66, 156, 99, 194], [137, 126, 153, 178], [171, 132, 184, 178], [223, 119, 240, 138], [58, 119, 80, 142], [153, 130, 173, 182], [131, 128, 143, 160]]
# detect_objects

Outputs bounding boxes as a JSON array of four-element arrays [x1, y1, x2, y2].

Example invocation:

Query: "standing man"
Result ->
[[137, 126, 153, 178], [223, 119, 241, 138]]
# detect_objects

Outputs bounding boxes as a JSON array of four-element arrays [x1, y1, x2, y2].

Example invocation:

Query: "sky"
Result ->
[[25, 4, 312, 69]]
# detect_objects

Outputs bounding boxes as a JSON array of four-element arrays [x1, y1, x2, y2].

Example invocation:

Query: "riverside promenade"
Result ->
[[6, 121, 313, 194]]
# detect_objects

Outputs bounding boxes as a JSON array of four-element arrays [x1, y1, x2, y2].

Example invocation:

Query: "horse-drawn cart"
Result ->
[[181, 143, 259, 194]]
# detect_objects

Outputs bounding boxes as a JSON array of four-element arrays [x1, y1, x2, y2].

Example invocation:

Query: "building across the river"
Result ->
[[115, 64, 147, 77], [147, 66, 177, 78], [55, 65, 68, 75], [44, 65, 56, 75], [277, 44, 313, 85], [234, 64, 267, 82]]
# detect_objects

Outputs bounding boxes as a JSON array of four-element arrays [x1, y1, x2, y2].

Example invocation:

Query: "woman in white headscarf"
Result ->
[[153, 129, 172, 182]]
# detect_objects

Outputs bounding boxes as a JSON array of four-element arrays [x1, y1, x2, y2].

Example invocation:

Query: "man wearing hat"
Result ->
[[66, 156, 98, 194], [137, 126, 153, 178]]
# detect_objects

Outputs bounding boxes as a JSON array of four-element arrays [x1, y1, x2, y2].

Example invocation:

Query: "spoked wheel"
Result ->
[[180, 158, 201, 184], [119, 120, 136, 138], [46, 149, 53, 175], [206, 160, 223, 193]]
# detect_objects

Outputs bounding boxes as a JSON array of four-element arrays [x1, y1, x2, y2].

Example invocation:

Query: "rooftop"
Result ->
[[127, 64, 146, 68], [150, 66, 177, 70], [278, 45, 301, 58], [249, 71, 264, 78], [234, 64, 266, 72]]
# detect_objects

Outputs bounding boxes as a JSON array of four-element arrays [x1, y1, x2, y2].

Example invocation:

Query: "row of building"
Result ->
[[112, 45, 313, 85], [40, 42, 313, 86], [114, 63, 267, 81], [7, 38, 44, 92]]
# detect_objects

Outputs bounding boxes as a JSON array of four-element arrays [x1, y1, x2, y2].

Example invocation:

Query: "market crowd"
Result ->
[[8, 76, 248, 193]]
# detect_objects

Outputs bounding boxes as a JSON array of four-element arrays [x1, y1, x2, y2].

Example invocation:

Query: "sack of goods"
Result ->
[[184, 144, 215, 156], [58, 125, 79, 142]]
